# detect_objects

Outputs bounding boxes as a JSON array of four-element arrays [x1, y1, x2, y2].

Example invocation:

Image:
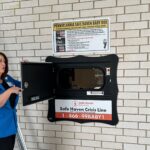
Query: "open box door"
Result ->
[[21, 62, 54, 106]]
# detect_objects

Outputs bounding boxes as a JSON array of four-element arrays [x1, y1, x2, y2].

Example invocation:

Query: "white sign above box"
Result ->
[[51, 17, 110, 56]]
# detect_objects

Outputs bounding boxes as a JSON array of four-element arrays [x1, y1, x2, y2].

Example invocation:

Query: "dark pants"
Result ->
[[0, 135, 16, 150]]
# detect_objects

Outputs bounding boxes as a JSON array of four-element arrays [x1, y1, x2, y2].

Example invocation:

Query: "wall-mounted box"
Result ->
[[21, 54, 118, 125]]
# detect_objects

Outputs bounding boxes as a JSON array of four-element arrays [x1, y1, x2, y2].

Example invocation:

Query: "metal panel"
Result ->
[[21, 62, 54, 106]]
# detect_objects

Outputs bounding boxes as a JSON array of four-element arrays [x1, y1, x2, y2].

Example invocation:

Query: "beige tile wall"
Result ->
[[0, 0, 150, 149]]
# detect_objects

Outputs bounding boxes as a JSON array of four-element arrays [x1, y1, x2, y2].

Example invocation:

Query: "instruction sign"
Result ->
[[52, 18, 110, 55]]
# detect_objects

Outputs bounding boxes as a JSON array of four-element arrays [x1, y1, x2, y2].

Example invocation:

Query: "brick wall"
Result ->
[[0, 0, 150, 150]]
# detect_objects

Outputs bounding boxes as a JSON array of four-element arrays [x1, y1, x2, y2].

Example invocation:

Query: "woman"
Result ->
[[0, 52, 22, 150]]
